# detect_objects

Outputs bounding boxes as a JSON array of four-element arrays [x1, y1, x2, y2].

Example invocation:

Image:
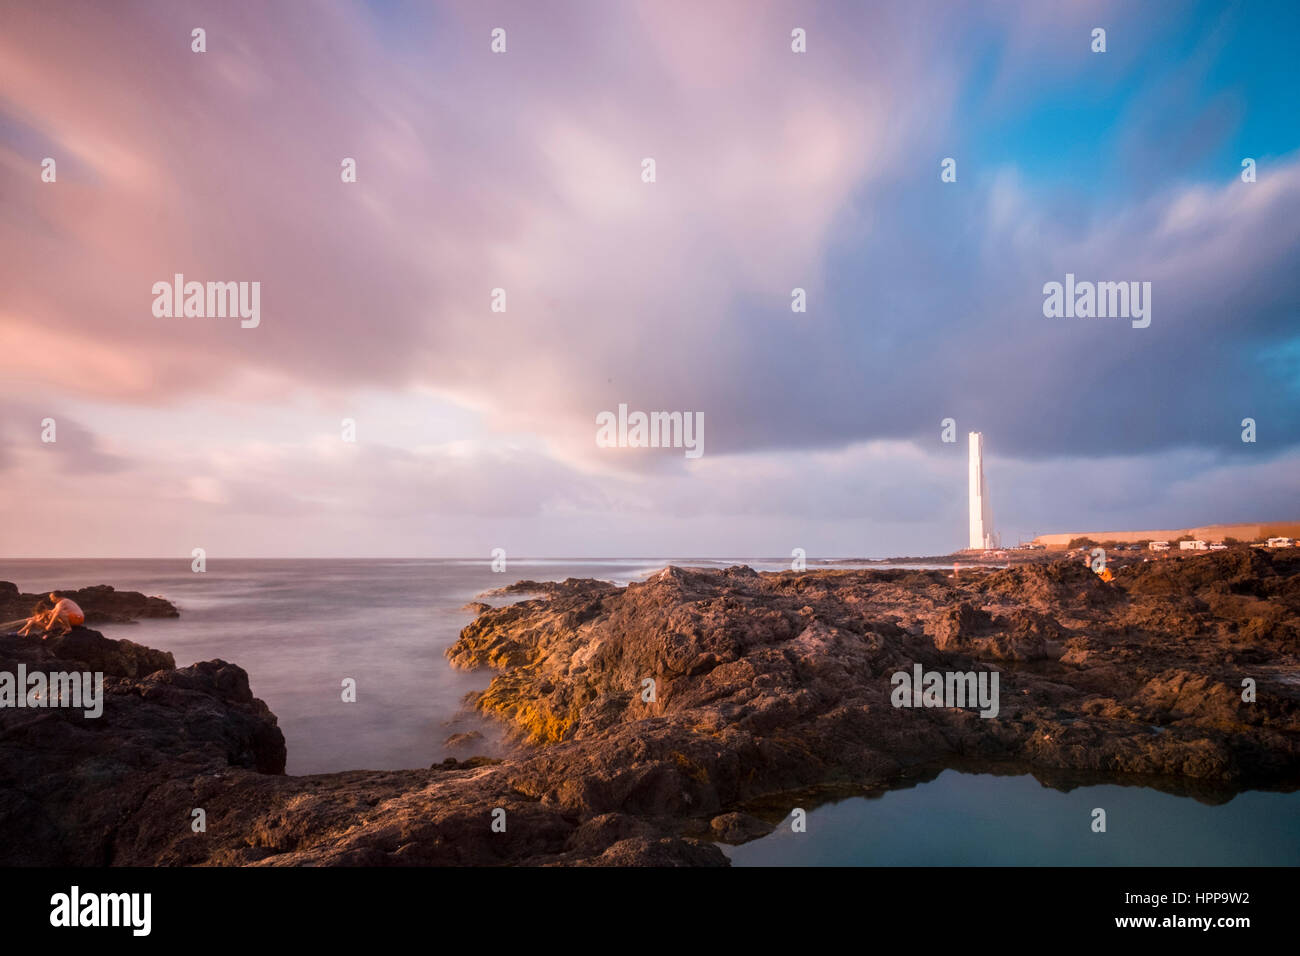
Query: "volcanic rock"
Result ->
[[0, 581, 179, 626]]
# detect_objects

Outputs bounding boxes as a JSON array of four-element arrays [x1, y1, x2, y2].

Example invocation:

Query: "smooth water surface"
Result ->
[[724, 769, 1300, 866]]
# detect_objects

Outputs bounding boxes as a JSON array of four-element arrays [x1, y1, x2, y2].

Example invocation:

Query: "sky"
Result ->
[[0, 0, 1297, 558]]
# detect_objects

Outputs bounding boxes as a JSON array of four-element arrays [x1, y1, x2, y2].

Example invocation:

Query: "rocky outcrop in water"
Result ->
[[0, 581, 179, 626]]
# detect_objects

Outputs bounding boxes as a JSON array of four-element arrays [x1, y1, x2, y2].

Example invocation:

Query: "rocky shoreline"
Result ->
[[0, 581, 179, 626], [2, 549, 1298, 866]]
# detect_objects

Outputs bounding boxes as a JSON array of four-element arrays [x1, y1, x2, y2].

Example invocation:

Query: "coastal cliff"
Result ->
[[1, 550, 1298, 866]]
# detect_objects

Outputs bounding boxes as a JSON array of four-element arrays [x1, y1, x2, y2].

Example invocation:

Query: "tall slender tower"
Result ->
[[968, 432, 995, 550]]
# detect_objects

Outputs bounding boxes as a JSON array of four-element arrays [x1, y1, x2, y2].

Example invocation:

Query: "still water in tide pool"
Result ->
[[723, 769, 1300, 865]]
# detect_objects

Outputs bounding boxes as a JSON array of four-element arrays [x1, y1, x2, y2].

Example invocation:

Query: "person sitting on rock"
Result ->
[[18, 593, 86, 638]]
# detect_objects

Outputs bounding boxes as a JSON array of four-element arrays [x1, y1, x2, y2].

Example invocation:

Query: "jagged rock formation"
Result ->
[[0, 628, 283, 865]]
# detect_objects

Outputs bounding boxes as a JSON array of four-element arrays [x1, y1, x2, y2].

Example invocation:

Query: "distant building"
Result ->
[[1031, 522, 1300, 550], [1179, 539, 1208, 551], [1209, 542, 1228, 551], [1149, 541, 1170, 552], [1267, 537, 1295, 548]]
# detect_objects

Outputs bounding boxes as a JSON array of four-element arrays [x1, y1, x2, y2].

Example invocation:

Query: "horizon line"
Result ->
[[0, 555, 904, 562]]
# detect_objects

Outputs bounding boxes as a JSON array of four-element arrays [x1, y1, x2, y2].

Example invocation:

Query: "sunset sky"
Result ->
[[1, 0, 1297, 558]]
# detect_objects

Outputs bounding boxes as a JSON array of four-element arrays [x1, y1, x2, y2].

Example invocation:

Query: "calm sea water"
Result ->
[[725, 769, 1300, 866]]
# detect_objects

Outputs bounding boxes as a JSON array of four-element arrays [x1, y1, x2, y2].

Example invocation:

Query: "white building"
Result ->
[[1149, 541, 1170, 551], [968, 432, 997, 550], [1267, 537, 1295, 548], [1179, 539, 1208, 551]]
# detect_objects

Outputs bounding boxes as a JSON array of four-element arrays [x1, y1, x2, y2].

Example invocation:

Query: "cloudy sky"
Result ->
[[1, 0, 1297, 558]]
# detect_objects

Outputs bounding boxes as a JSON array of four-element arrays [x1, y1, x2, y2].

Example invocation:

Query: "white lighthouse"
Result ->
[[968, 432, 996, 550]]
